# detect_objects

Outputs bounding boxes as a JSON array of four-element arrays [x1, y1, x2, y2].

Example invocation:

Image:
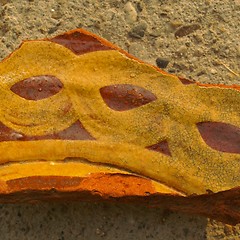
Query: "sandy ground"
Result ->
[[0, 0, 239, 239]]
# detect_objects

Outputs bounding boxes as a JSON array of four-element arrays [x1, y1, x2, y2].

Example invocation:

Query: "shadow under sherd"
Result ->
[[0, 202, 208, 240]]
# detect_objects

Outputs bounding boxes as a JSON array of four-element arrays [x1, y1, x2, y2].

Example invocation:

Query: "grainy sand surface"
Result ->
[[0, 0, 239, 239]]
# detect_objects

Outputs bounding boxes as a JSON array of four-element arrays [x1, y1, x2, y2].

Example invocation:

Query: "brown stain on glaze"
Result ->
[[146, 140, 172, 156], [197, 122, 240, 154], [100, 84, 157, 111], [10, 75, 63, 100], [0, 120, 95, 141]]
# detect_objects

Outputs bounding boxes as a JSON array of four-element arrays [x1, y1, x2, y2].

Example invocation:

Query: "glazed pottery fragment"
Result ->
[[0, 29, 239, 225]]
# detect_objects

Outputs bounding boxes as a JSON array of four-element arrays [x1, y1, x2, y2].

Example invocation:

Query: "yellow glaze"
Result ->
[[0, 41, 239, 195]]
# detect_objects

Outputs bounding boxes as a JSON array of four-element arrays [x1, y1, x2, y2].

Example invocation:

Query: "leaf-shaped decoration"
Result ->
[[10, 75, 63, 100], [197, 122, 240, 154], [50, 30, 113, 55], [100, 84, 157, 111]]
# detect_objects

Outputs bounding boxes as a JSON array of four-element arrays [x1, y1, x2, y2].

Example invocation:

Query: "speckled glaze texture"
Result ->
[[0, 29, 239, 225]]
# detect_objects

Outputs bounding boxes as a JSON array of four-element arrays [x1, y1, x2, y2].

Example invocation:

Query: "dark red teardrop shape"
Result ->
[[100, 84, 157, 111], [0, 120, 95, 141], [146, 140, 172, 156], [10, 75, 63, 100], [50, 31, 113, 55], [197, 122, 240, 154]]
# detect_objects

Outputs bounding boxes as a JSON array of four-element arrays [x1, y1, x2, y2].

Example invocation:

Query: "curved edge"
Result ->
[[0, 175, 239, 225], [1, 173, 183, 197], [2, 28, 240, 92], [49, 28, 168, 74], [46, 28, 240, 92]]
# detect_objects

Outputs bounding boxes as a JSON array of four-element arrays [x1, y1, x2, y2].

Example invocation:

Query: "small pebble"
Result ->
[[169, 21, 182, 30], [175, 24, 201, 38], [168, 69, 176, 73], [209, 67, 217, 74], [51, 9, 62, 20], [128, 21, 148, 39], [156, 58, 170, 69], [124, 2, 137, 23], [48, 25, 58, 34]]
